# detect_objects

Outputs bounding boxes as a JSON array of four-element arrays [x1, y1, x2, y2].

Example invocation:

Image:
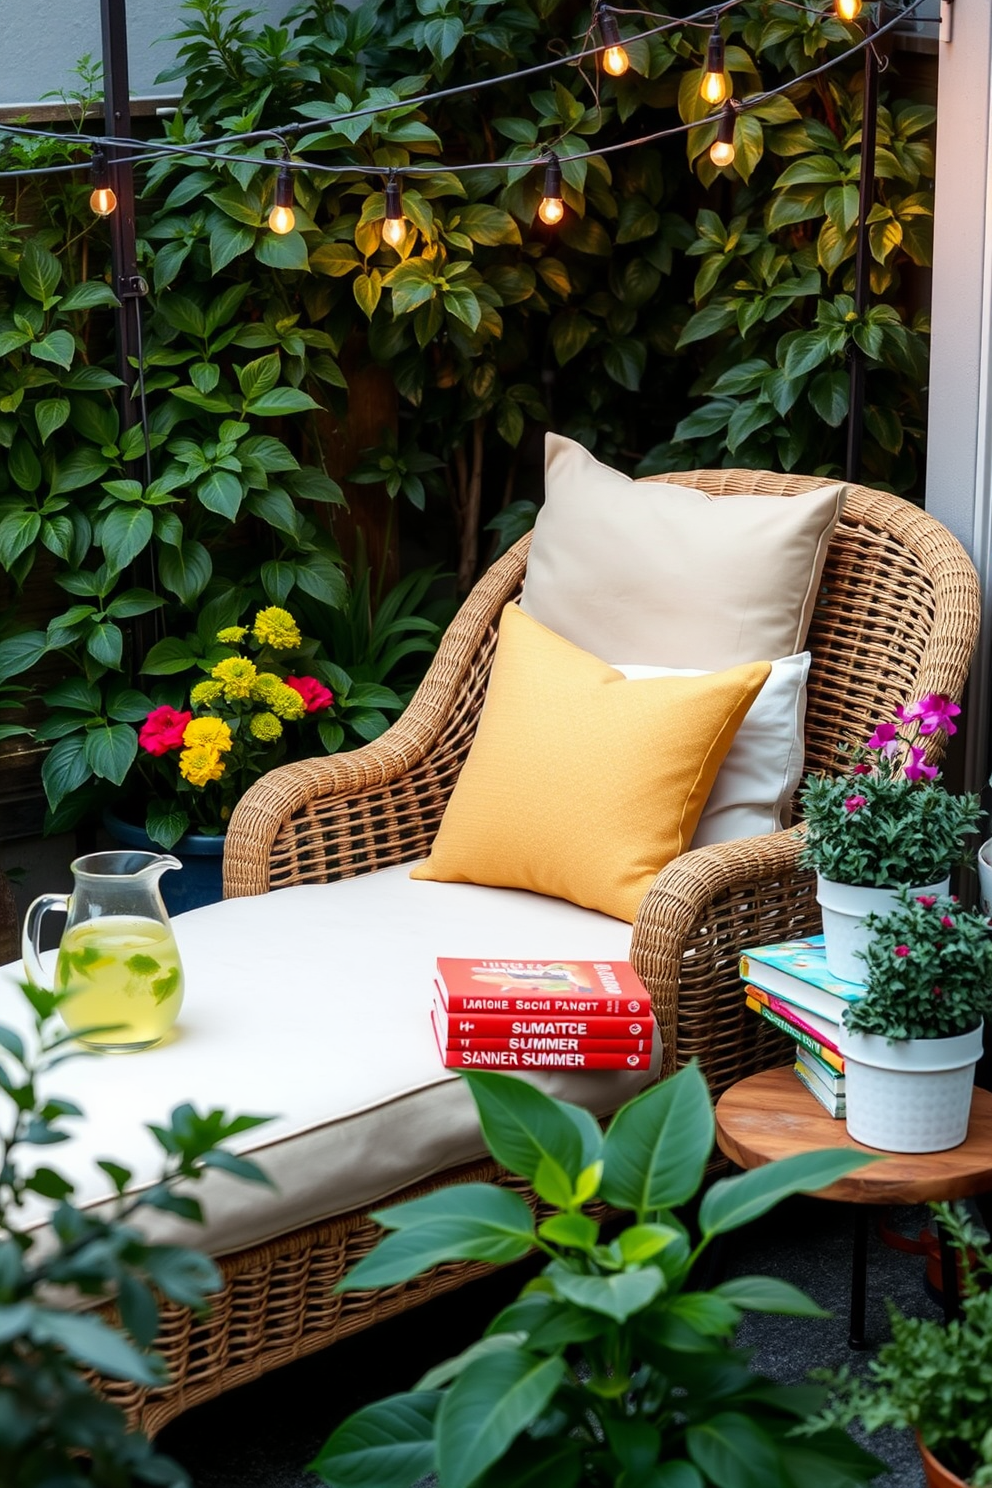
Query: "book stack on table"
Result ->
[[432, 958, 655, 1070], [738, 934, 865, 1117]]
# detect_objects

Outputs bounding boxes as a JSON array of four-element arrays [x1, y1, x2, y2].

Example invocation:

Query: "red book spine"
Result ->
[[435, 980, 648, 1018], [445, 1037, 653, 1054], [441, 1048, 653, 1070], [436, 1003, 653, 1040]]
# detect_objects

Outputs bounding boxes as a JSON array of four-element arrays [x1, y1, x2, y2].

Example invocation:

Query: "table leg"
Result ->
[[936, 1216, 962, 1324], [848, 1205, 871, 1350]]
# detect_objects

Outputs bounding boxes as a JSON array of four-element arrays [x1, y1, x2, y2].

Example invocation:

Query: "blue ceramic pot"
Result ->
[[103, 811, 225, 915]]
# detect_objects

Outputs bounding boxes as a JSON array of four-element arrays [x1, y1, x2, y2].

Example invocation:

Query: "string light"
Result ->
[[382, 171, 406, 248], [835, 0, 863, 18], [88, 149, 117, 217], [700, 19, 728, 105], [538, 154, 564, 226], [267, 163, 296, 234], [596, 4, 630, 78], [709, 99, 738, 167]]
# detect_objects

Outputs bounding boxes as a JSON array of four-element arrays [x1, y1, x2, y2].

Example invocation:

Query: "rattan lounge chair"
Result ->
[[103, 470, 980, 1433]]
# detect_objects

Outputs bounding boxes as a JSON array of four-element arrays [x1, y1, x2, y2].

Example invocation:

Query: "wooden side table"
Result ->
[[715, 1066, 992, 1347]]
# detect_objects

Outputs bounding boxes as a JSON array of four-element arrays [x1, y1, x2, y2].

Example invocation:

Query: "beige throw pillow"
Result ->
[[519, 434, 847, 670]]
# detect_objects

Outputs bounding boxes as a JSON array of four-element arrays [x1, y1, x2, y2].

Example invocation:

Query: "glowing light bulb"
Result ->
[[596, 6, 629, 76], [382, 214, 406, 248], [268, 203, 295, 235], [709, 101, 738, 168], [700, 21, 728, 105], [89, 185, 118, 217], [835, 0, 862, 17], [268, 164, 296, 235], [538, 154, 564, 227], [603, 45, 629, 76]]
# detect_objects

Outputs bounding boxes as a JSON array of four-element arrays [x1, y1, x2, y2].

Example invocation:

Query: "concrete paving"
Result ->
[[160, 1196, 946, 1487]]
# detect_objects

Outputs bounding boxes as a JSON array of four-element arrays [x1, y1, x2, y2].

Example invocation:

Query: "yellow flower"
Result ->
[[216, 626, 248, 644], [250, 711, 283, 742], [251, 672, 284, 704], [269, 682, 306, 721], [183, 716, 233, 752], [253, 606, 301, 651], [190, 679, 224, 707], [211, 656, 258, 700], [179, 745, 226, 787]]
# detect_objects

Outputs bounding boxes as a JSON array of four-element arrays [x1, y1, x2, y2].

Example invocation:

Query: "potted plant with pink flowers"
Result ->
[[105, 604, 402, 911], [799, 694, 982, 982]]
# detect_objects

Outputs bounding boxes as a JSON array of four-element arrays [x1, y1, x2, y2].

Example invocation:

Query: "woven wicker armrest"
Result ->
[[632, 826, 816, 1096]]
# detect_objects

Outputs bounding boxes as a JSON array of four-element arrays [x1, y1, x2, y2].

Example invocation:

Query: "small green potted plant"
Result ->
[[837, 889, 992, 1153], [311, 1064, 885, 1487], [799, 694, 981, 982], [809, 1203, 992, 1488]]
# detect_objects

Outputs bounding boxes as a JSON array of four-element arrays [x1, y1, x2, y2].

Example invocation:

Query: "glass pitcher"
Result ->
[[22, 851, 185, 1052]]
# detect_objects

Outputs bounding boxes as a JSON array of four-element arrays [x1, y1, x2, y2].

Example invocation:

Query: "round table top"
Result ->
[[715, 1066, 992, 1203]]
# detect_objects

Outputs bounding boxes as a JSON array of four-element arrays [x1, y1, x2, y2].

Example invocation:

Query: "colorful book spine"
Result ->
[[795, 1044, 846, 1093], [430, 1009, 652, 1070], [443, 1037, 653, 1054], [744, 985, 841, 1054], [436, 958, 650, 1016], [793, 1061, 846, 1118], [434, 995, 652, 1041], [744, 995, 844, 1073]]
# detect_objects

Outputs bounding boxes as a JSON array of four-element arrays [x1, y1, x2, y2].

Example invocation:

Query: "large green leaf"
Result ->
[[547, 1262, 665, 1322], [474, 1436, 582, 1488], [35, 396, 71, 445], [0, 630, 47, 681], [101, 505, 154, 571], [699, 1148, 878, 1238], [31, 330, 76, 371], [309, 1392, 440, 1488], [83, 724, 138, 786], [461, 1069, 594, 1183], [713, 1275, 830, 1317], [436, 1350, 566, 1488], [140, 636, 199, 676], [157, 539, 212, 605], [196, 470, 244, 520], [41, 734, 91, 810], [19, 240, 62, 304], [455, 205, 522, 247], [58, 281, 121, 312], [686, 1412, 781, 1488], [255, 230, 310, 271], [29, 1308, 163, 1385], [246, 387, 321, 418], [601, 1062, 713, 1214]]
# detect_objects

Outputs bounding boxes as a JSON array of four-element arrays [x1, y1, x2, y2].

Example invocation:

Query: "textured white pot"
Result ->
[[978, 839, 992, 916], [815, 875, 951, 984], [838, 1022, 983, 1153]]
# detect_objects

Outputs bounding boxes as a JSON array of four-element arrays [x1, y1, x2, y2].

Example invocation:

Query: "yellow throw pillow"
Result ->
[[411, 605, 771, 923]]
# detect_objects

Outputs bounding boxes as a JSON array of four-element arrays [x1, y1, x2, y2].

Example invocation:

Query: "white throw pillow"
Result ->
[[614, 653, 810, 847]]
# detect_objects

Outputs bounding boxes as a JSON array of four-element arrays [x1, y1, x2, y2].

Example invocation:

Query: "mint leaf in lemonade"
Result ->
[[55, 917, 184, 1051]]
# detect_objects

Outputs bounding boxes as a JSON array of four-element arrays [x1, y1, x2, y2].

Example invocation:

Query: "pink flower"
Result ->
[[285, 675, 334, 713], [894, 944, 911, 957], [851, 762, 872, 776], [916, 896, 938, 908], [138, 705, 192, 756], [903, 744, 939, 782], [932, 985, 943, 998], [843, 795, 868, 813], [866, 721, 899, 757], [940, 915, 955, 928], [897, 694, 960, 737]]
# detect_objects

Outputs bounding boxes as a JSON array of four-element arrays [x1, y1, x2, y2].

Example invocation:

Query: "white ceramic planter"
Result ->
[[815, 875, 951, 984], [838, 1022, 984, 1153], [978, 838, 992, 916]]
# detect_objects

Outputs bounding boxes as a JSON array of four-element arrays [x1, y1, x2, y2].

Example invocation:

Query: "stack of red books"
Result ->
[[431, 958, 655, 1070]]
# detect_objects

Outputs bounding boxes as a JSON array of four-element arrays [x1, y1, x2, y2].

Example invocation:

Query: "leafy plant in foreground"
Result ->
[[312, 1064, 883, 1488], [0, 977, 271, 1486]]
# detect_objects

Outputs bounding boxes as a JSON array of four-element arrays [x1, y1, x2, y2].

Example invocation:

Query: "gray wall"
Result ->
[[0, 0, 293, 110]]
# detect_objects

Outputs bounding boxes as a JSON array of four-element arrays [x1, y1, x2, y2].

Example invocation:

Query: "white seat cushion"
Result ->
[[3, 864, 656, 1259]]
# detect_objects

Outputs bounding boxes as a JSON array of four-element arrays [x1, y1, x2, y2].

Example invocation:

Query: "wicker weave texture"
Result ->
[[119, 471, 976, 1435]]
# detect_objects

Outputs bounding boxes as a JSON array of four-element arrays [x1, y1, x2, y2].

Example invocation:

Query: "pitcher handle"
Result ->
[[21, 894, 70, 992]]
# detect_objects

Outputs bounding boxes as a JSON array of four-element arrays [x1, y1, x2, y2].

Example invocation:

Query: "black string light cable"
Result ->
[[0, 0, 926, 188]]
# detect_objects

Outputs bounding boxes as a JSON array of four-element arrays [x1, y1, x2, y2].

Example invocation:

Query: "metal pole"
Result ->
[[845, 14, 880, 485], [99, 0, 147, 444]]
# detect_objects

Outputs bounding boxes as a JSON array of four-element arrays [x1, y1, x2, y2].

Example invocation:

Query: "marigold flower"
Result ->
[[138, 705, 192, 757], [216, 626, 248, 645], [212, 656, 258, 700], [179, 745, 226, 787], [269, 682, 306, 721], [843, 795, 868, 813], [190, 679, 224, 707], [253, 607, 301, 651], [249, 711, 283, 742], [285, 674, 333, 713], [894, 944, 911, 958], [251, 672, 284, 704], [183, 716, 233, 753]]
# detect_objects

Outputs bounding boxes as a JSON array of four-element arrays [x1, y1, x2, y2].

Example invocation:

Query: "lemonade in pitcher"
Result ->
[[55, 916, 184, 1050], [23, 850, 185, 1053]]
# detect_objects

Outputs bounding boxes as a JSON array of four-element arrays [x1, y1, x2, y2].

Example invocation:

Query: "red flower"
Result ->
[[851, 762, 872, 776], [940, 915, 955, 929], [932, 986, 943, 999], [843, 795, 868, 813], [894, 944, 911, 958], [916, 895, 937, 908], [285, 675, 334, 713], [138, 705, 192, 756]]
